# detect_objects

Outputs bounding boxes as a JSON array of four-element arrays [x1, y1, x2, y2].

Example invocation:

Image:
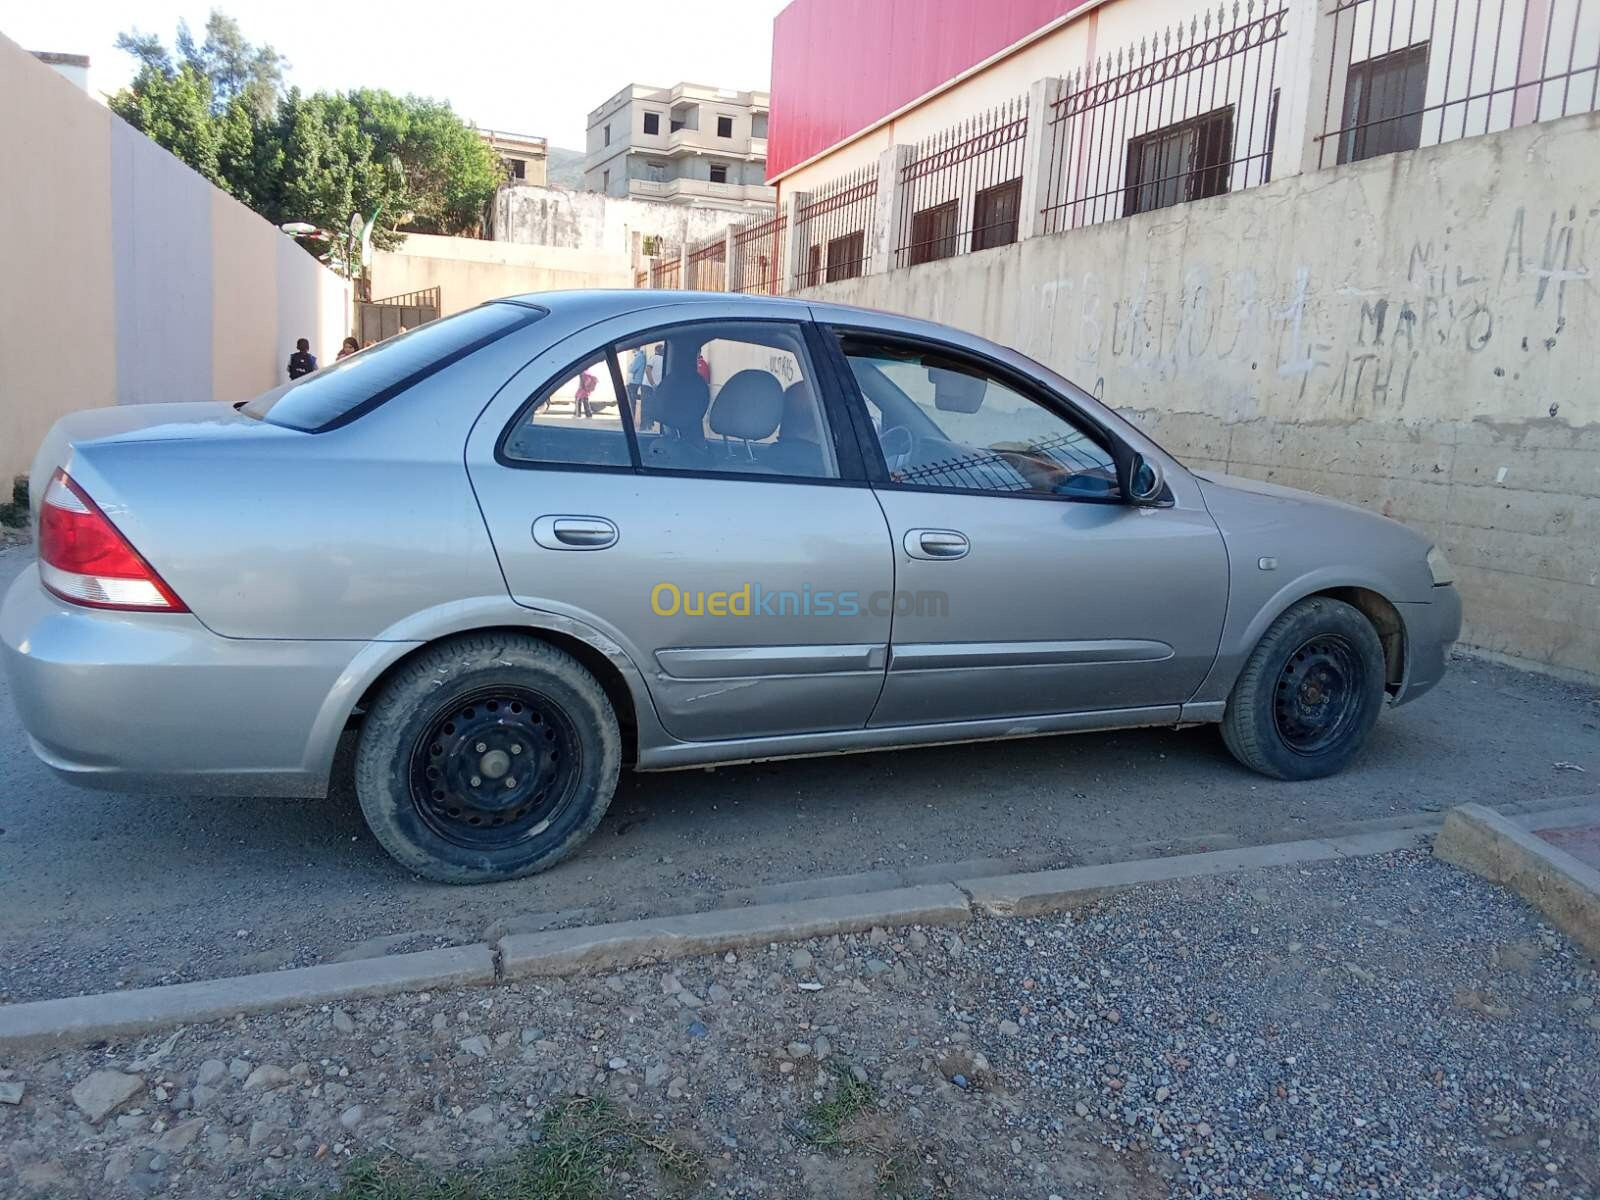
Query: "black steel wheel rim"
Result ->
[[407, 686, 582, 850], [1272, 634, 1363, 756]]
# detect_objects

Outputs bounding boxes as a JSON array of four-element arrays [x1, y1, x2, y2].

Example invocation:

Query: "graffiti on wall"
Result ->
[[1026, 204, 1593, 422]]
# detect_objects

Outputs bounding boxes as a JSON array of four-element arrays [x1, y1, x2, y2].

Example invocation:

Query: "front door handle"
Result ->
[[532, 515, 618, 551], [904, 528, 969, 560]]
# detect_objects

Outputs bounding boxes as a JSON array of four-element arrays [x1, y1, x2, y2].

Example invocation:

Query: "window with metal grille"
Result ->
[[709, 163, 728, 183], [908, 200, 959, 266], [716, 115, 734, 137], [1339, 42, 1428, 164], [1123, 106, 1235, 217], [971, 178, 1022, 251], [825, 231, 866, 282], [643, 112, 660, 135]]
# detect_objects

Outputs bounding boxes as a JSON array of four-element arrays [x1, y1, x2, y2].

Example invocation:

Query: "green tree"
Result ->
[[109, 64, 223, 186], [176, 11, 287, 120], [108, 11, 502, 273]]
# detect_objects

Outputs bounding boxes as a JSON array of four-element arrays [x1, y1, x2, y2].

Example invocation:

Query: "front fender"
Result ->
[[1189, 568, 1412, 707]]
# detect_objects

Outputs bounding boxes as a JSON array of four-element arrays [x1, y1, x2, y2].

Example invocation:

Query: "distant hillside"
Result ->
[[545, 146, 586, 189]]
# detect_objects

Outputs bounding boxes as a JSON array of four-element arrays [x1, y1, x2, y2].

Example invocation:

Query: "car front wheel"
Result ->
[[354, 634, 621, 883], [1220, 596, 1387, 780]]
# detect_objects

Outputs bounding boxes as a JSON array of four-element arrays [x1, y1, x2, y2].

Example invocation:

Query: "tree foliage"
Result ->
[[109, 9, 501, 274]]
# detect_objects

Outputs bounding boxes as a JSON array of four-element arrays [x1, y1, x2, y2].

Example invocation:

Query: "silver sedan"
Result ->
[[1, 292, 1461, 882]]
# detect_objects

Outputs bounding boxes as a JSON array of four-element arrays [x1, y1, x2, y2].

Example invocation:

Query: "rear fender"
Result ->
[[301, 598, 667, 790]]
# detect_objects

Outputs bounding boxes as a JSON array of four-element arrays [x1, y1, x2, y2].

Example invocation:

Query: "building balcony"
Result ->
[[628, 177, 776, 206]]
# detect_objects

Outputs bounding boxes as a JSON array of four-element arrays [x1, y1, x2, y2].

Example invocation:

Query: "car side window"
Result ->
[[502, 354, 632, 468], [614, 321, 839, 480], [837, 336, 1120, 500]]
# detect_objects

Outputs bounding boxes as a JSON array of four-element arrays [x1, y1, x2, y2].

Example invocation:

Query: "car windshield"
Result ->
[[243, 302, 544, 432]]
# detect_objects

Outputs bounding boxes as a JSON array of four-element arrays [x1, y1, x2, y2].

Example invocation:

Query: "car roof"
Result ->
[[495, 289, 962, 342]]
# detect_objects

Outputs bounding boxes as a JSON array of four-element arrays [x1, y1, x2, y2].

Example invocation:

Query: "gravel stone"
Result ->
[[70, 1071, 143, 1122]]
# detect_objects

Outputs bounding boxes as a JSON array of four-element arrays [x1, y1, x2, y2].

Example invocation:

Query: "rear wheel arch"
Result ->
[[350, 625, 641, 767]]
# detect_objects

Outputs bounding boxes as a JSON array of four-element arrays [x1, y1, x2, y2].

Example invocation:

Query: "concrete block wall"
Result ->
[[800, 112, 1600, 683], [0, 34, 351, 484], [369, 234, 633, 316], [491, 184, 752, 259]]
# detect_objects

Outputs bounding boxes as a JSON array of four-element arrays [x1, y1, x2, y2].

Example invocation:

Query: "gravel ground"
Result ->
[[1, 847, 1596, 1200]]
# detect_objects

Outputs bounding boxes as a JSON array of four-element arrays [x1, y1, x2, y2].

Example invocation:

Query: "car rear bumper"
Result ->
[[1395, 585, 1462, 705], [1, 564, 366, 796]]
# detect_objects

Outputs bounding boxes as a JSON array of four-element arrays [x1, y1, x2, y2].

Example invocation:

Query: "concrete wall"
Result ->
[[0, 34, 350, 483], [799, 112, 1600, 682], [369, 233, 633, 315], [491, 184, 746, 257]]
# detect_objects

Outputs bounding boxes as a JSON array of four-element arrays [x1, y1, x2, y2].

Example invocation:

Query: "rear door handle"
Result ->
[[532, 515, 618, 551], [904, 529, 969, 560]]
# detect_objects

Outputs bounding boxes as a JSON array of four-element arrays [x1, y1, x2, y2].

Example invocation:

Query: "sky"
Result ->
[[0, 0, 790, 150]]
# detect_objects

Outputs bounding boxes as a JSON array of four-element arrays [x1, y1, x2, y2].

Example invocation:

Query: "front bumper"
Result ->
[[1, 564, 365, 796], [1395, 584, 1462, 705]]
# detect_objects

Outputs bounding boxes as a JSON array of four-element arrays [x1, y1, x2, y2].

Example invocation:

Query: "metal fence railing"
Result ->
[[655, 254, 681, 290], [895, 95, 1029, 268], [792, 164, 879, 288], [732, 206, 787, 295], [633, 267, 649, 289], [1314, 0, 1599, 168], [687, 234, 727, 291], [1041, 0, 1289, 234]]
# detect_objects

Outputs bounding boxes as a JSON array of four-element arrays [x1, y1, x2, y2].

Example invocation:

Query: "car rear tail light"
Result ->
[[37, 469, 189, 612]]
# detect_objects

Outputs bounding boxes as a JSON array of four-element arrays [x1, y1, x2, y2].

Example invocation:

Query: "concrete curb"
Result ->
[[0, 945, 496, 1050], [8, 806, 1585, 1051], [957, 828, 1417, 917], [500, 884, 972, 978], [1433, 803, 1600, 957]]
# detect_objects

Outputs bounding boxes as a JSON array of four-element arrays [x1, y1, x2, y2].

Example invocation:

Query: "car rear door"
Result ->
[[823, 324, 1229, 728], [465, 306, 894, 743]]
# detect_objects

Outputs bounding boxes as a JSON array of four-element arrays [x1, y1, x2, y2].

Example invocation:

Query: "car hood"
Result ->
[[1192, 469, 1437, 602], [1191, 469, 1382, 520]]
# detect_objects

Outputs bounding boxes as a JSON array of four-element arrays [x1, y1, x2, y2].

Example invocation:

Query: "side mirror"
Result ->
[[1126, 452, 1165, 505]]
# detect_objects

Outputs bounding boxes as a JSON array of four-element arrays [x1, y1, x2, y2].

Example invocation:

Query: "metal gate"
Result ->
[[354, 286, 441, 344]]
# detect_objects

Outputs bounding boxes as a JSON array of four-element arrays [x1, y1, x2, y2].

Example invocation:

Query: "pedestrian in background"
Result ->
[[627, 347, 647, 405], [575, 367, 598, 418], [336, 336, 359, 361], [287, 338, 317, 380]]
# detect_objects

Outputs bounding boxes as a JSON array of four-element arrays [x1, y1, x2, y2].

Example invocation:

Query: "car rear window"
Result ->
[[245, 302, 544, 432]]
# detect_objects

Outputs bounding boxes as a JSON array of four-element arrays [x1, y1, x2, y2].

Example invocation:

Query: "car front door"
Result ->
[[466, 310, 894, 743], [826, 327, 1229, 728]]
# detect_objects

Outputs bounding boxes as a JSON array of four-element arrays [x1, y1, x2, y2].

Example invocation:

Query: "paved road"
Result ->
[[2, 545, 1596, 1003]]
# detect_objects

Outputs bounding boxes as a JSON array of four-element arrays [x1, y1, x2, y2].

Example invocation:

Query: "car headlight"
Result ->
[[1426, 545, 1454, 586]]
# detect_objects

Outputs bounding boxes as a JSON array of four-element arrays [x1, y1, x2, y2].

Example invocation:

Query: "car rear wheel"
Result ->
[[354, 634, 620, 883], [1220, 597, 1387, 780]]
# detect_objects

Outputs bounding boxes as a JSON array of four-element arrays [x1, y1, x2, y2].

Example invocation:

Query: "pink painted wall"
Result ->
[[767, 0, 1093, 177]]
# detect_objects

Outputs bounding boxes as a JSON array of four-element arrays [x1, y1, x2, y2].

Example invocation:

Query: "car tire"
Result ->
[[1220, 596, 1387, 781], [354, 633, 621, 884]]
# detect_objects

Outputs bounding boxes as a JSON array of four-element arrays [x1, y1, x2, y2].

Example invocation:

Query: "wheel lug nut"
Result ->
[[470, 775, 482, 787], [475, 742, 487, 753], [511, 744, 522, 754], [505, 777, 516, 788]]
